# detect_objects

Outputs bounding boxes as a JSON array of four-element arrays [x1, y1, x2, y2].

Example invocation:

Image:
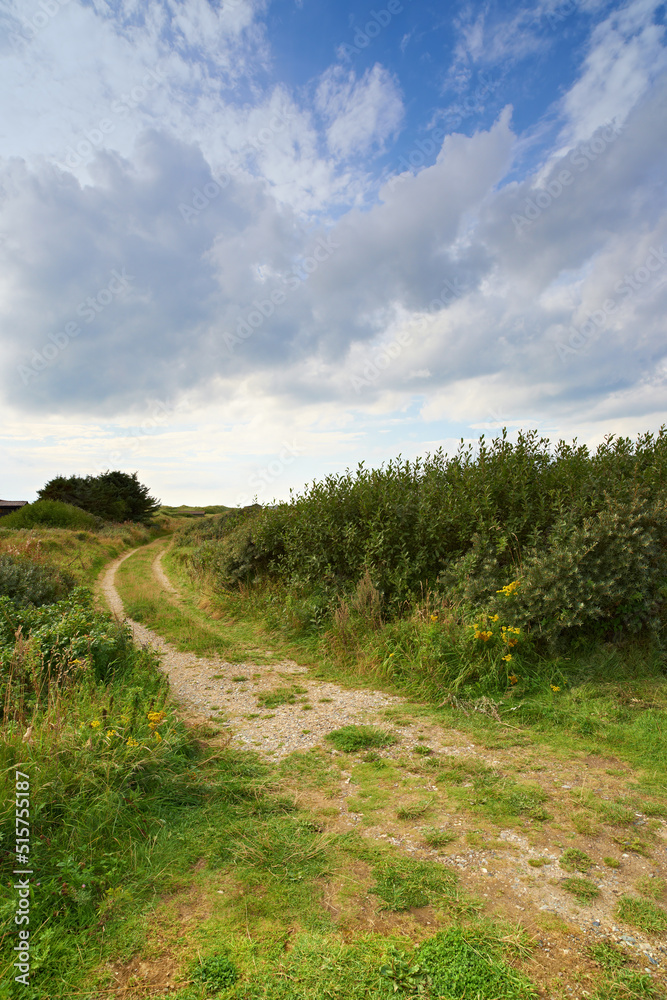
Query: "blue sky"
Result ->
[[0, 0, 666, 505]]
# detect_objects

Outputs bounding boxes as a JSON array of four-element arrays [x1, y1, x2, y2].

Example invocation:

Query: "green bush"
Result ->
[[1, 500, 99, 530], [37, 471, 160, 523], [0, 553, 75, 606], [0, 589, 143, 717], [490, 497, 667, 644]]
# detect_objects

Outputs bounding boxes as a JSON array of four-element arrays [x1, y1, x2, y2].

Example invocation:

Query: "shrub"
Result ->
[[0, 589, 143, 717], [489, 497, 667, 644], [0, 553, 75, 606], [38, 471, 160, 523], [1, 500, 99, 530]]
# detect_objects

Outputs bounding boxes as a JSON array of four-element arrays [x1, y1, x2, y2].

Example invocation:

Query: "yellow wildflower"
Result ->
[[474, 629, 493, 642], [550, 685, 560, 692], [126, 737, 139, 748], [90, 720, 101, 729], [503, 654, 513, 663], [154, 731, 163, 742], [106, 729, 118, 738], [489, 614, 499, 622], [147, 710, 166, 724], [508, 672, 518, 683], [497, 580, 521, 596]]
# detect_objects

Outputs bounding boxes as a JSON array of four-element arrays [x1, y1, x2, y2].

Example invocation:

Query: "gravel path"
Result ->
[[99, 545, 404, 758]]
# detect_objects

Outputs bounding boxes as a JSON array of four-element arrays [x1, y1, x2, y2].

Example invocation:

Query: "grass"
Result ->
[[416, 925, 537, 1000], [256, 684, 308, 709], [325, 724, 398, 753], [615, 896, 667, 934], [562, 876, 601, 903], [421, 827, 457, 849], [0, 521, 159, 589], [636, 876, 666, 900], [559, 848, 594, 873], [115, 540, 281, 662], [369, 856, 459, 911]]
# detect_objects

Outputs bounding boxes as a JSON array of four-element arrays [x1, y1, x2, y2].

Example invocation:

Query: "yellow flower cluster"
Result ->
[[550, 684, 560, 692], [473, 628, 493, 642], [90, 720, 101, 729], [501, 625, 521, 648], [496, 580, 521, 596], [126, 737, 139, 748], [508, 673, 518, 684]]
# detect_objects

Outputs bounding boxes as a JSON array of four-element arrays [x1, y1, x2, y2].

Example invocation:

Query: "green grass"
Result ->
[[421, 827, 457, 849], [396, 800, 433, 820], [636, 876, 666, 900], [615, 896, 667, 934], [256, 684, 308, 709], [369, 856, 459, 911], [561, 876, 600, 903], [559, 848, 594, 873], [416, 925, 537, 1000], [115, 541, 279, 662], [0, 521, 158, 589], [326, 724, 398, 753]]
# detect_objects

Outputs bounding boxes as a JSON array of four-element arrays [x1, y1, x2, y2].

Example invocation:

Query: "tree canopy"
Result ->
[[37, 471, 160, 523]]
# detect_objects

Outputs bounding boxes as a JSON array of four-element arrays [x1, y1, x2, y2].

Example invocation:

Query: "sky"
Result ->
[[0, 0, 666, 506]]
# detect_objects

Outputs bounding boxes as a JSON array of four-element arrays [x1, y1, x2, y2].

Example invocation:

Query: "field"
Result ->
[[1, 431, 666, 999]]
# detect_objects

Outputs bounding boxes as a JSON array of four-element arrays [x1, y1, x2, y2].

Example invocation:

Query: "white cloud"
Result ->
[[315, 63, 404, 159]]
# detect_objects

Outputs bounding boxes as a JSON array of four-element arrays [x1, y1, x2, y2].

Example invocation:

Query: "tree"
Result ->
[[37, 471, 160, 523]]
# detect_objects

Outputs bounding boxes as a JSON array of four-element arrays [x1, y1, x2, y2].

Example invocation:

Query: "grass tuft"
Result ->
[[326, 724, 397, 753]]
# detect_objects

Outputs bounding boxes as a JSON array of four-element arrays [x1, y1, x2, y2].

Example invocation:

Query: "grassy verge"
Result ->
[[0, 521, 164, 590]]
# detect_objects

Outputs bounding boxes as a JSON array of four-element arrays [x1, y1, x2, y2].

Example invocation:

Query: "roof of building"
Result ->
[[0, 500, 29, 507]]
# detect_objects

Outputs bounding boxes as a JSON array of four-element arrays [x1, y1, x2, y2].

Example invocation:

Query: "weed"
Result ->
[[326, 725, 397, 753], [615, 896, 667, 934], [414, 744, 433, 755], [559, 848, 594, 872], [527, 858, 550, 868], [562, 876, 600, 903], [604, 856, 621, 868]]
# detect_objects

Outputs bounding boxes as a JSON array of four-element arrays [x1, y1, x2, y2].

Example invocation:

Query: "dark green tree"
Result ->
[[37, 471, 160, 523]]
